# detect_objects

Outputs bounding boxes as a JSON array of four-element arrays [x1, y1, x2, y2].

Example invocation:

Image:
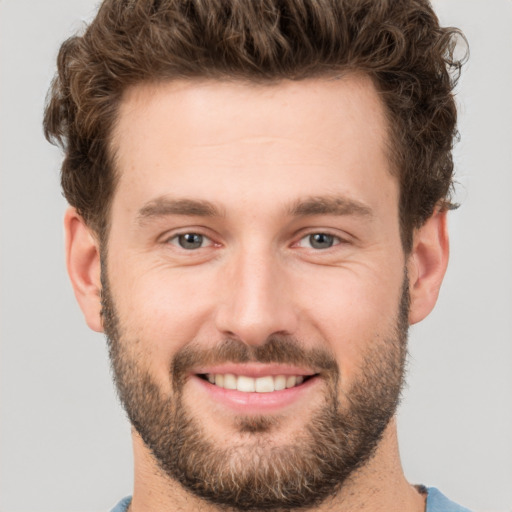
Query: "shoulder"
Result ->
[[109, 490, 473, 512], [426, 487, 473, 512], [109, 496, 132, 512]]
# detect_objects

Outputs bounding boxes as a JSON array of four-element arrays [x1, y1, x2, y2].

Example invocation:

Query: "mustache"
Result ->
[[171, 336, 339, 390]]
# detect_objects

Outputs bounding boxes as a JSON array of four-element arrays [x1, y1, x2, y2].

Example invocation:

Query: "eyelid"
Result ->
[[169, 234, 213, 249], [297, 233, 340, 249], [293, 230, 349, 248], [161, 228, 218, 248], [159, 227, 351, 250]]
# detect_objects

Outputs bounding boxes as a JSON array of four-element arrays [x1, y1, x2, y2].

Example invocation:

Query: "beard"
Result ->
[[101, 268, 409, 511]]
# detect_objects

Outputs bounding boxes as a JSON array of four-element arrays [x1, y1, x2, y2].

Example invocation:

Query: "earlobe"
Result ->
[[64, 208, 104, 332], [407, 209, 450, 325]]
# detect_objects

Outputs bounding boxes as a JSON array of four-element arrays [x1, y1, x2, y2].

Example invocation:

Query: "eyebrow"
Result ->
[[287, 195, 373, 218], [136, 194, 373, 225], [137, 197, 222, 224]]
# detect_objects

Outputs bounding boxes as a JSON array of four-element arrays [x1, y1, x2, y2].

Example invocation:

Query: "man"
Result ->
[[44, 0, 471, 511]]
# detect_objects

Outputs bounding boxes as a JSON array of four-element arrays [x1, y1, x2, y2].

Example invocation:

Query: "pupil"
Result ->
[[179, 233, 203, 249], [310, 233, 334, 249]]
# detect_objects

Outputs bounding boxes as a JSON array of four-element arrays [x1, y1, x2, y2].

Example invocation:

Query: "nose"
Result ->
[[214, 246, 299, 346]]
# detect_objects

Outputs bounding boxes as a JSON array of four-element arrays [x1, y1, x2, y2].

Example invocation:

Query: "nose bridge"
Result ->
[[215, 240, 297, 345]]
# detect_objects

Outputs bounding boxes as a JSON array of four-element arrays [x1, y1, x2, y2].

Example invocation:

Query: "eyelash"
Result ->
[[165, 231, 346, 251], [166, 232, 215, 250], [295, 232, 344, 250]]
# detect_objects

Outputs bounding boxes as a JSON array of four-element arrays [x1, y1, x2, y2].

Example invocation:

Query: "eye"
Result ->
[[297, 233, 340, 250], [168, 233, 212, 250]]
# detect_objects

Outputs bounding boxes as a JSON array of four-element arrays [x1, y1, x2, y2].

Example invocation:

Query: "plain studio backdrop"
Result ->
[[1, 1, 511, 511]]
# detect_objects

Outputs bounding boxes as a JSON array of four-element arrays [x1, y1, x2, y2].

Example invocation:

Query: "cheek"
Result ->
[[294, 265, 404, 382], [107, 237, 406, 392], [108, 261, 219, 383]]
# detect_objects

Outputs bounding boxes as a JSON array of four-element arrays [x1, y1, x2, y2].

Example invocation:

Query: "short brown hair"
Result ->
[[44, 0, 466, 250]]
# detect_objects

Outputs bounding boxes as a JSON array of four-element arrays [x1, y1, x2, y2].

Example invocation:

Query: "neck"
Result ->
[[128, 419, 425, 512]]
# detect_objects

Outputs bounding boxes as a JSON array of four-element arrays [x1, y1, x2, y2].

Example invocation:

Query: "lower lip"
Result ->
[[192, 375, 319, 413]]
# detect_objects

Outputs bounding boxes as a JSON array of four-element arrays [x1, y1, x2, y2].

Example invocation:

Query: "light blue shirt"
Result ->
[[110, 487, 473, 511], [426, 487, 473, 512]]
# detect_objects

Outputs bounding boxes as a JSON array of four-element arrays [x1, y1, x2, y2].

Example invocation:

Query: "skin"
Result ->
[[65, 75, 449, 511]]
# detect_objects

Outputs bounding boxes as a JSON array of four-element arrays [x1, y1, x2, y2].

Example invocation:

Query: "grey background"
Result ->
[[1, 1, 511, 511]]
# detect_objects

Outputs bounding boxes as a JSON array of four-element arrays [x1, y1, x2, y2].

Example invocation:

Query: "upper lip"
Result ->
[[192, 363, 317, 378]]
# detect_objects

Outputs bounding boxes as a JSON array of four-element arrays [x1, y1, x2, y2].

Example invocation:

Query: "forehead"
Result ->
[[111, 75, 396, 219]]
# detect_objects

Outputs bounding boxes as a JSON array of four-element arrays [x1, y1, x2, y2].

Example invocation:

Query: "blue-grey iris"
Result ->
[[179, 233, 203, 249], [309, 233, 334, 249]]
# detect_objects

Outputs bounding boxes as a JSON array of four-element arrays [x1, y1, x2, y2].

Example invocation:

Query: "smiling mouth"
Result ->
[[198, 373, 316, 393]]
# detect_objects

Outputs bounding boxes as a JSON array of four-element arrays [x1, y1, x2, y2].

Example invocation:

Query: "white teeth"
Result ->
[[237, 375, 255, 392], [205, 373, 308, 392], [274, 375, 286, 391], [255, 376, 274, 393], [223, 373, 237, 390], [286, 376, 296, 388]]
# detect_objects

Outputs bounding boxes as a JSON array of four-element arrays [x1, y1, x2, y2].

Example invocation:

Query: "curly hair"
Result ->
[[44, 0, 466, 251]]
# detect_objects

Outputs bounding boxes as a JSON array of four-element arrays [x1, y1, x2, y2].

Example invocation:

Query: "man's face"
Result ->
[[103, 76, 409, 509]]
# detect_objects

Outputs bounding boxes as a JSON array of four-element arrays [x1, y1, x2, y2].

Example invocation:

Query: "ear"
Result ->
[[407, 209, 450, 325], [64, 207, 103, 332]]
